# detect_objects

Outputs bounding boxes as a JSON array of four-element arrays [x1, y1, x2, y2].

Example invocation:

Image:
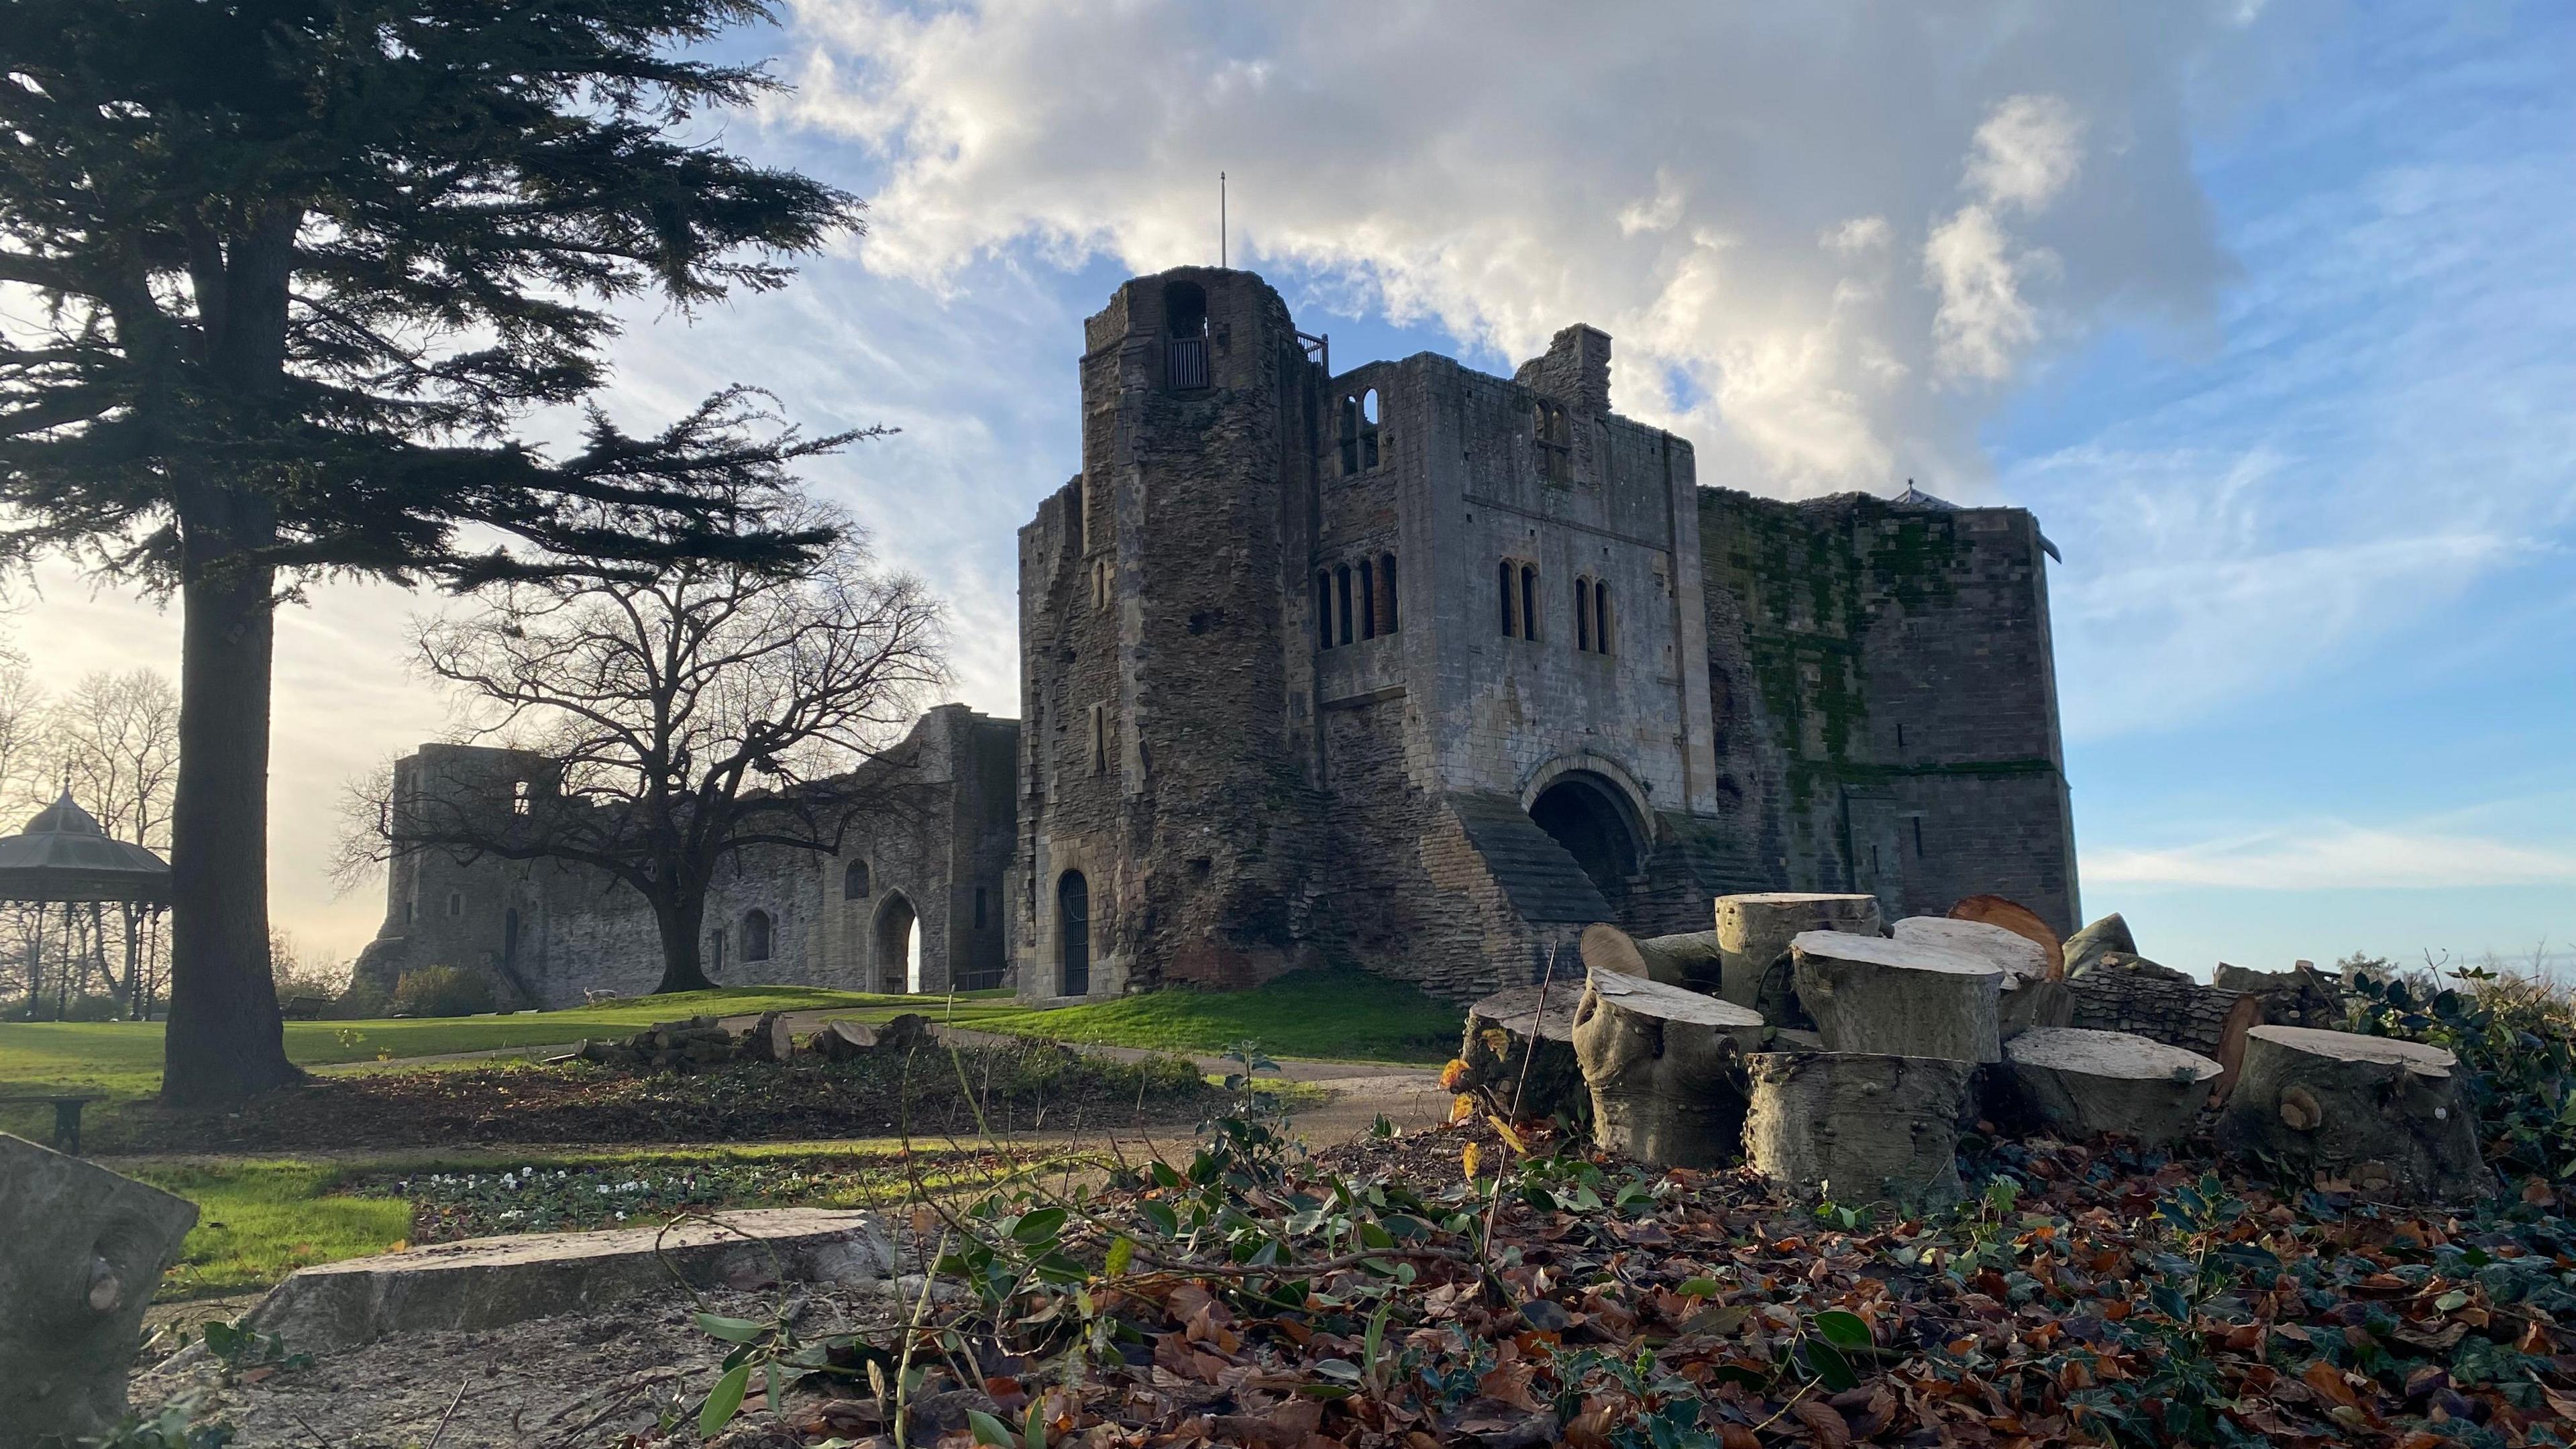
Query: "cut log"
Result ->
[[1947, 895, 2065, 979], [2066, 955, 2257, 1062], [1455, 983, 1586, 1122], [1790, 932, 2003, 1063], [2000, 1027, 2222, 1148], [2062, 914, 2138, 978], [1571, 970, 1766, 1170], [1, 1136, 199, 1446], [2211, 963, 2347, 1030], [739, 1011, 794, 1064], [2207, 994, 2265, 1107], [1578, 922, 1721, 990], [1892, 917, 2066, 1039], [1711, 893, 1882, 1016], [2216, 1026, 2496, 1203], [807, 1020, 881, 1059], [1743, 1053, 1972, 1209]]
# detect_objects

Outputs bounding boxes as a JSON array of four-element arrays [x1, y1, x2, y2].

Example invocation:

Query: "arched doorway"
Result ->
[[1057, 871, 1090, 997], [1527, 771, 1642, 902], [873, 893, 918, 994]]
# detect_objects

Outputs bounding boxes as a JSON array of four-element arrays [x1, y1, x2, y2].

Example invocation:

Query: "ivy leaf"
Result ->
[[1012, 1207, 1069, 1244], [1801, 1338, 1859, 1392], [965, 1406, 1022, 1447], [694, 1312, 765, 1344], [1812, 1309, 1872, 1351], [698, 1362, 751, 1438]]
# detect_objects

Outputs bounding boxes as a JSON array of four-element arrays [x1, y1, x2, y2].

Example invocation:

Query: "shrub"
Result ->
[[392, 965, 497, 1018], [2348, 955, 2576, 1182], [5, 991, 127, 1022], [322, 980, 392, 1020]]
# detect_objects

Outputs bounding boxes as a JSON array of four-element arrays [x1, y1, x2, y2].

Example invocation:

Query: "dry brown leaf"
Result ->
[[1788, 1397, 1852, 1449]]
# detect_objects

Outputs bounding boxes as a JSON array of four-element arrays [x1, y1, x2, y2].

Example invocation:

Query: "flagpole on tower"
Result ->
[[1220, 171, 1227, 270]]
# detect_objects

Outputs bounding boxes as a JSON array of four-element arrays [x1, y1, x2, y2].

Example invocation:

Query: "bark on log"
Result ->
[[1711, 893, 1883, 1016], [1578, 922, 1722, 989], [0, 1136, 199, 1447], [1456, 983, 1586, 1122], [1947, 895, 2065, 979], [2000, 1027, 2222, 1148], [1571, 970, 1766, 1170], [1790, 932, 2004, 1063], [2216, 1026, 2496, 1203], [1743, 1053, 1972, 1209], [740, 1011, 794, 1063], [2062, 914, 2138, 978], [2066, 955, 2252, 1059]]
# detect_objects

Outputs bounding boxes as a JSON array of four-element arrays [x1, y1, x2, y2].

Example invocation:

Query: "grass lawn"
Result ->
[[0, 986, 1020, 1110], [126, 1140, 1002, 1301], [983, 969, 1463, 1064]]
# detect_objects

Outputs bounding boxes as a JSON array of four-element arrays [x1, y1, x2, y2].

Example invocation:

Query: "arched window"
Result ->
[[1595, 581, 1613, 656], [1520, 564, 1540, 641], [1377, 554, 1399, 634], [1315, 571, 1334, 649], [1057, 871, 1091, 996], [1499, 559, 1518, 637], [743, 909, 773, 963], [1338, 394, 1360, 476], [1338, 389, 1383, 476], [843, 859, 870, 900], [1574, 578, 1593, 651], [1360, 388, 1381, 471], [1335, 565, 1354, 646], [1357, 559, 1377, 640]]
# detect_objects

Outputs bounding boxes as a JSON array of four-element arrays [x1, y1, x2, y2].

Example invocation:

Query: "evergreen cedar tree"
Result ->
[[0, 1, 865, 1106]]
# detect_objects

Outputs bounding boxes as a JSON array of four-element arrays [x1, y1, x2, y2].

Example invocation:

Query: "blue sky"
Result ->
[[18, 2, 2572, 975]]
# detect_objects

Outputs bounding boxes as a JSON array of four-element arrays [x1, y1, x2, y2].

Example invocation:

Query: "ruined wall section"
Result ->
[[1697, 489, 2079, 935], [1016, 268, 1330, 1000], [360, 708, 1016, 1007]]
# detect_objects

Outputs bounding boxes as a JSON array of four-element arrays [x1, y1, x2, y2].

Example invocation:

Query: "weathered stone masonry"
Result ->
[[362, 265, 2078, 1008], [1014, 267, 2078, 1004], [354, 704, 1017, 1006]]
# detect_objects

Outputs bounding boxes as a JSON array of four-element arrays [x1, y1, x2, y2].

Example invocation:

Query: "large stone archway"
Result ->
[[872, 892, 918, 994], [1524, 769, 1647, 902]]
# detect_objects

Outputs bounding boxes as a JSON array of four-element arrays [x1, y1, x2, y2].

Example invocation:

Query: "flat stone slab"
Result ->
[[245, 1208, 894, 1354]]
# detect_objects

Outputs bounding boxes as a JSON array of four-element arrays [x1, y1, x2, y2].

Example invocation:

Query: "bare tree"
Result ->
[[39, 669, 180, 1016], [354, 516, 946, 995]]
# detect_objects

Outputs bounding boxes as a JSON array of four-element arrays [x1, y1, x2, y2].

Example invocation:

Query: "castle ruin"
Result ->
[[359, 267, 2078, 1007]]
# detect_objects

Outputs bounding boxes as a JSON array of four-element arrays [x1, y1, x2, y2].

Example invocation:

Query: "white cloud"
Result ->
[[2091, 822, 2576, 891], [1925, 204, 2045, 384], [1965, 95, 2086, 211], [777, 0, 2235, 498]]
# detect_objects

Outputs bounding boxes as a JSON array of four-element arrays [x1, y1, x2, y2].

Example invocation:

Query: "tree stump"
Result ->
[[1578, 922, 1722, 989], [1790, 932, 2003, 1063], [1743, 1053, 1972, 1209], [1893, 918, 2067, 1039], [2067, 955, 2253, 1061], [739, 1011, 794, 1063], [0, 1135, 199, 1448], [1711, 893, 1882, 1016], [2000, 1027, 2222, 1148], [1455, 983, 1586, 1122], [1947, 894, 2065, 977], [1571, 970, 1766, 1169], [2062, 914, 2138, 977], [2216, 1026, 2496, 1202]]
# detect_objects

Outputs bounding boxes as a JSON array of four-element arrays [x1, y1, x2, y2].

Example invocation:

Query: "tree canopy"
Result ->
[[0, 0, 867, 1103]]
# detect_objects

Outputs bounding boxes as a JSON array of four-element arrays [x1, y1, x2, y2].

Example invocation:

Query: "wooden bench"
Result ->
[[0, 1090, 108, 1155]]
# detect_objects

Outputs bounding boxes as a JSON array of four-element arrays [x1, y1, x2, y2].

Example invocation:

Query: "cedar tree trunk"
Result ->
[[652, 885, 716, 996], [160, 502, 301, 1106]]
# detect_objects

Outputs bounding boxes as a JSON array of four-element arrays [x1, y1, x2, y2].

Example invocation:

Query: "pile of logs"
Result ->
[[563, 1011, 939, 1073], [1466, 896, 2496, 1207]]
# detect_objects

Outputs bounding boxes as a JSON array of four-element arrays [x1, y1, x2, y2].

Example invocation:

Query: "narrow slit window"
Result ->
[[1360, 388, 1381, 470], [1520, 564, 1539, 642], [1377, 554, 1399, 634], [1088, 702, 1107, 775], [1358, 561, 1376, 640], [1335, 566, 1354, 646], [1339, 394, 1361, 476], [1499, 560, 1518, 637], [1316, 571, 1334, 649], [1913, 816, 1926, 857], [1574, 578, 1593, 651], [1595, 582, 1612, 656]]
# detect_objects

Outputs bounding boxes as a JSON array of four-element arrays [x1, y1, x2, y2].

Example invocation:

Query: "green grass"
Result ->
[[0, 986, 1017, 1105], [129, 1160, 417, 1301], [984, 969, 1463, 1064], [127, 1141, 1043, 1301]]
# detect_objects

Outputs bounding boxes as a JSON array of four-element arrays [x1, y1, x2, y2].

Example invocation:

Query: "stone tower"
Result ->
[[1016, 269, 1329, 998]]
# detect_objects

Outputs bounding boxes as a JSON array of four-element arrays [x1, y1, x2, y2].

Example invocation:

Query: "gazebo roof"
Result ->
[[0, 790, 171, 904]]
